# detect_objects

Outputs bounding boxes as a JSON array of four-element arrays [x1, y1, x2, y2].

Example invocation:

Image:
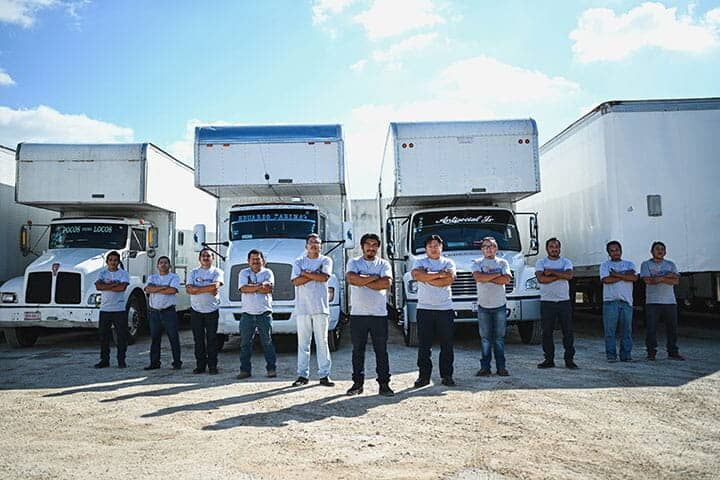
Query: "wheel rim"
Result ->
[[127, 304, 140, 337]]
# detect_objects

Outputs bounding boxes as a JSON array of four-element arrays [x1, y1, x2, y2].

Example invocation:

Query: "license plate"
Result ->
[[24, 311, 41, 321], [471, 302, 478, 312]]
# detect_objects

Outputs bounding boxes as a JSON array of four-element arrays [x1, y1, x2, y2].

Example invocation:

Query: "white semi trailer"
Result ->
[[379, 120, 543, 346], [0, 143, 215, 347], [193, 125, 354, 351], [0, 145, 55, 287], [518, 98, 720, 312]]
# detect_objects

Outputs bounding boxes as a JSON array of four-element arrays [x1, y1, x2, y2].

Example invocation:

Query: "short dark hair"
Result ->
[[425, 234, 444, 247], [606, 240, 622, 253], [651, 241, 666, 251], [157, 255, 171, 265], [198, 248, 214, 260], [546, 237, 561, 248], [360, 233, 381, 247], [106, 251, 121, 263], [306, 233, 321, 244], [247, 249, 265, 261]]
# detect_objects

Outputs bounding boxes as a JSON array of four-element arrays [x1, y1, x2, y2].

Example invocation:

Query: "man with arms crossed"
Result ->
[[187, 248, 224, 374], [346, 233, 394, 397], [535, 238, 578, 369], [640, 241, 684, 361], [291, 233, 335, 387], [236, 249, 278, 379], [144, 255, 182, 370], [94, 250, 130, 369], [601, 240, 638, 363]]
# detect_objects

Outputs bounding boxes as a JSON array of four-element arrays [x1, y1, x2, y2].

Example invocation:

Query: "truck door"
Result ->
[[127, 227, 149, 282]]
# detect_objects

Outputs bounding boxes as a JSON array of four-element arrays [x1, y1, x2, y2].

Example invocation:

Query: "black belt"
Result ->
[[149, 306, 176, 313]]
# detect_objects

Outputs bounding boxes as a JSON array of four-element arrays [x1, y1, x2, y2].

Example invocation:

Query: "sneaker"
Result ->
[[607, 357, 618, 363], [118, 361, 127, 369], [172, 363, 182, 370], [378, 383, 395, 397], [669, 352, 686, 361], [497, 369, 510, 377], [208, 367, 219, 375], [143, 364, 160, 371], [475, 369, 491, 377], [647, 351, 657, 361], [346, 383, 364, 396], [193, 366, 206, 374], [236, 371, 251, 380], [537, 360, 555, 369], [441, 377, 456, 387], [266, 370, 277, 378], [292, 376, 309, 387], [94, 361, 110, 369], [565, 360, 579, 370], [620, 358, 632, 362], [413, 377, 430, 388], [319, 376, 335, 387]]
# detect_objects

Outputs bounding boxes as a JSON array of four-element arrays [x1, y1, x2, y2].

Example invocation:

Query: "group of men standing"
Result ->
[[93, 230, 684, 393]]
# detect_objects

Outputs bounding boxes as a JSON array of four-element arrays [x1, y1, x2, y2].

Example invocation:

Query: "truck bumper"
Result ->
[[217, 305, 342, 336], [0, 305, 100, 328], [404, 297, 541, 325]]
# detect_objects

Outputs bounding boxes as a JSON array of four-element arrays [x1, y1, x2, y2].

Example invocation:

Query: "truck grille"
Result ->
[[26, 272, 52, 304], [55, 272, 81, 304], [451, 271, 515, 297], [229, 262, 295, 302]]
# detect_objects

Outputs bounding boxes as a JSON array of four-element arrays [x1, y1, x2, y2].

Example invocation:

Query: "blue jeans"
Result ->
[[149, 307, 181, 367], [603, 300, 633, 361], [239, 312, 277, 374], [478, 305, 507, 371]]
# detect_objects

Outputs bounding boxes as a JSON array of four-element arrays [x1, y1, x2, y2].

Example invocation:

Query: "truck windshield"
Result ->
[[411, 210, 521, 254], [229, 209, 318, 240], [49, 223, 128, 250]]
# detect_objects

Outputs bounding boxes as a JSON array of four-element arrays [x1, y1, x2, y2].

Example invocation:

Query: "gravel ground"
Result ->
[[1, 313, 719, 480]]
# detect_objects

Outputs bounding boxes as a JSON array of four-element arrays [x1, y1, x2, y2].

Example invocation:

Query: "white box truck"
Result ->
[[0, 145, 55, 287], [0, 143, 216, 347], [379, 120, 543, 346], [193, 125, 354, 351], [518, 98, 720, 312]]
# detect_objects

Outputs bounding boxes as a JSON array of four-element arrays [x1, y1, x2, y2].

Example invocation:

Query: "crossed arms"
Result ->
[[346, 272, 392, 290], [536, 268, 574, 284], [95, 280, 128, 292], [240, 282, 273, 294], [292, 270, 330, 287], [601, 270, 638, 284], [642, 272, 680, 286], [473, 270, 511, 285], [412, 268, 456, 287]]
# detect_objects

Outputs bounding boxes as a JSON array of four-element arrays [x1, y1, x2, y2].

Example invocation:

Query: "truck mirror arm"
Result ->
[[323, 240, 345, 256], [201, 242, 229, 262]]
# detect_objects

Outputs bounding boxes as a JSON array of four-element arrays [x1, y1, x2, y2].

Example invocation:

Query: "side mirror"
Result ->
[[147, 248, 157, 259], [19, 224, 31, 257], [385, 219, 396, 260], [527, 215, 539, 257], [193, 224, 206, 252], [148, 226, 159, 249], [177, 231, 185, 246], [342, 221, 355, 249]]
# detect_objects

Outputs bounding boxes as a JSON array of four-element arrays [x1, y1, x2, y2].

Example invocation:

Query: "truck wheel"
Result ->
[[328, 327, 341, 352], [216, 334, 228, 352], [3, 327, 39, 348], [518, 320, 541, 345], [404, 322, 419, 347], [114, 294, 146, 346]]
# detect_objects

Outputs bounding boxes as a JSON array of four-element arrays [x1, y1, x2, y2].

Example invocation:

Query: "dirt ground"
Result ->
[[1, 313, 719, 480]]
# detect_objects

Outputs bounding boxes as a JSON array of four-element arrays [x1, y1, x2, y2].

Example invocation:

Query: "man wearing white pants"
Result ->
[[291, 233, 335, 387]]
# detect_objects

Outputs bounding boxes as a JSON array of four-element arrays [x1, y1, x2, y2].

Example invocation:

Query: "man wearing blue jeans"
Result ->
[[472, 237, 512, 377], [601, 240, 638, 362], [144, 256, 182, 370], [236, 249, 277, 379]]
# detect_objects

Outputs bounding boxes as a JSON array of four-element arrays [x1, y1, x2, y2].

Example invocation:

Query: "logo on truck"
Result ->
[[435, 215, 495, 225]]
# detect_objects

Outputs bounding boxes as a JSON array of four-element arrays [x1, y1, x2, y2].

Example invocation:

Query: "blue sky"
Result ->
[[1, 0, 719, 197]]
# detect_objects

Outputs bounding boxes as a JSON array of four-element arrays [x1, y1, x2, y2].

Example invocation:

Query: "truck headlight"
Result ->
[[525, 278, 539, 290], [1, 292, 18, 303], [407, 280, 418, 294], [88, 293, 102, 306], [328, 287, 335, 303]]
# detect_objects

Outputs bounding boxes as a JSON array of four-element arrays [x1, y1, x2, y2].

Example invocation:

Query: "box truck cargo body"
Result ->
[[379, 120, 543, 346], [0, 143, 216, 347], [0, 145, 55, 287], [517, 98, 720, 311], [194, 125, 354, 351]]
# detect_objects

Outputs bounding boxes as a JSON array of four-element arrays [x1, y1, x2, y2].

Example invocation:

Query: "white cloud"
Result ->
[[570, 2, 720, 63], [0, 105, 133, 147], [371, 32, 438, 63], [350, 59, 368, 72], [354, 0, 445, 40], [0, 0, 56, 27], [312, 0, 357, 25], [0, 68, 15, 86]]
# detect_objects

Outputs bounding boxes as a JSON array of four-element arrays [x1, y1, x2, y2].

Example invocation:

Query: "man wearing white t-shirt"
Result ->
[[535, 238, 577, 370], [601, 240, 638, 362], [94, 251, 130, 369], [143, 256, 182, 370]]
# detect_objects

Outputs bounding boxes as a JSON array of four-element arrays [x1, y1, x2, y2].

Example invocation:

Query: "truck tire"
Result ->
[[404, 322, 419, 347], [3, 327, 39, 348], [518, 320, 541, 345], [328, 327, 341, 352], [113, 293, 146, 346], [216, 334, 228, 352]]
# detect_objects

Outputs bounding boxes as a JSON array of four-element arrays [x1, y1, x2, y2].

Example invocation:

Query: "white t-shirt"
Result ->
[[471, 257, 511, 309], [291, 254, 333, 316], [188, 266, 223, 313], [412, 256, 456, 310], [239, 267, 274, 314], [536, 256, 573, 302], [347, 256, 392, 316], [600, 259, 636, 306], [97, 268, 130, 312]]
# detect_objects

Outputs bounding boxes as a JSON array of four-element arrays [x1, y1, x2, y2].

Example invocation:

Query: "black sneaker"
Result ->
[[537, 360, 555, 369], [236, 371, 251, 380], [475, 369, 491, 377], [647, 351, 657, 361], [378, 383, 395, 397], [497, 369, 510, 377], [172, 363, 182, 370], [266, 370, 277, 378], [319, 376, 335, 387], [94, 361, 109, 369], [441, 377, 456, 387], [143, 364, 160, 371], [346, 383, 364, 396], [565, 360, 579, 370], [292, 376, 309, 387], [208, 367, 219, 375], [669, 352, 686, 361], [193, 366, 206, 374], [118, 361, 127, 369], [413, 377, 430, 388]]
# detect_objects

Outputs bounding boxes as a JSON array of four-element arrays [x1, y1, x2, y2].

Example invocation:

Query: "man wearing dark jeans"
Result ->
[[187, 248, 224, 374], [144, 256, 182, 370], [94, 250, 130, 369], [411, 235, 457, 387], [640, 241, 684, 361], [346, 233, 394, 396], [535, 238, 578, 370]]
